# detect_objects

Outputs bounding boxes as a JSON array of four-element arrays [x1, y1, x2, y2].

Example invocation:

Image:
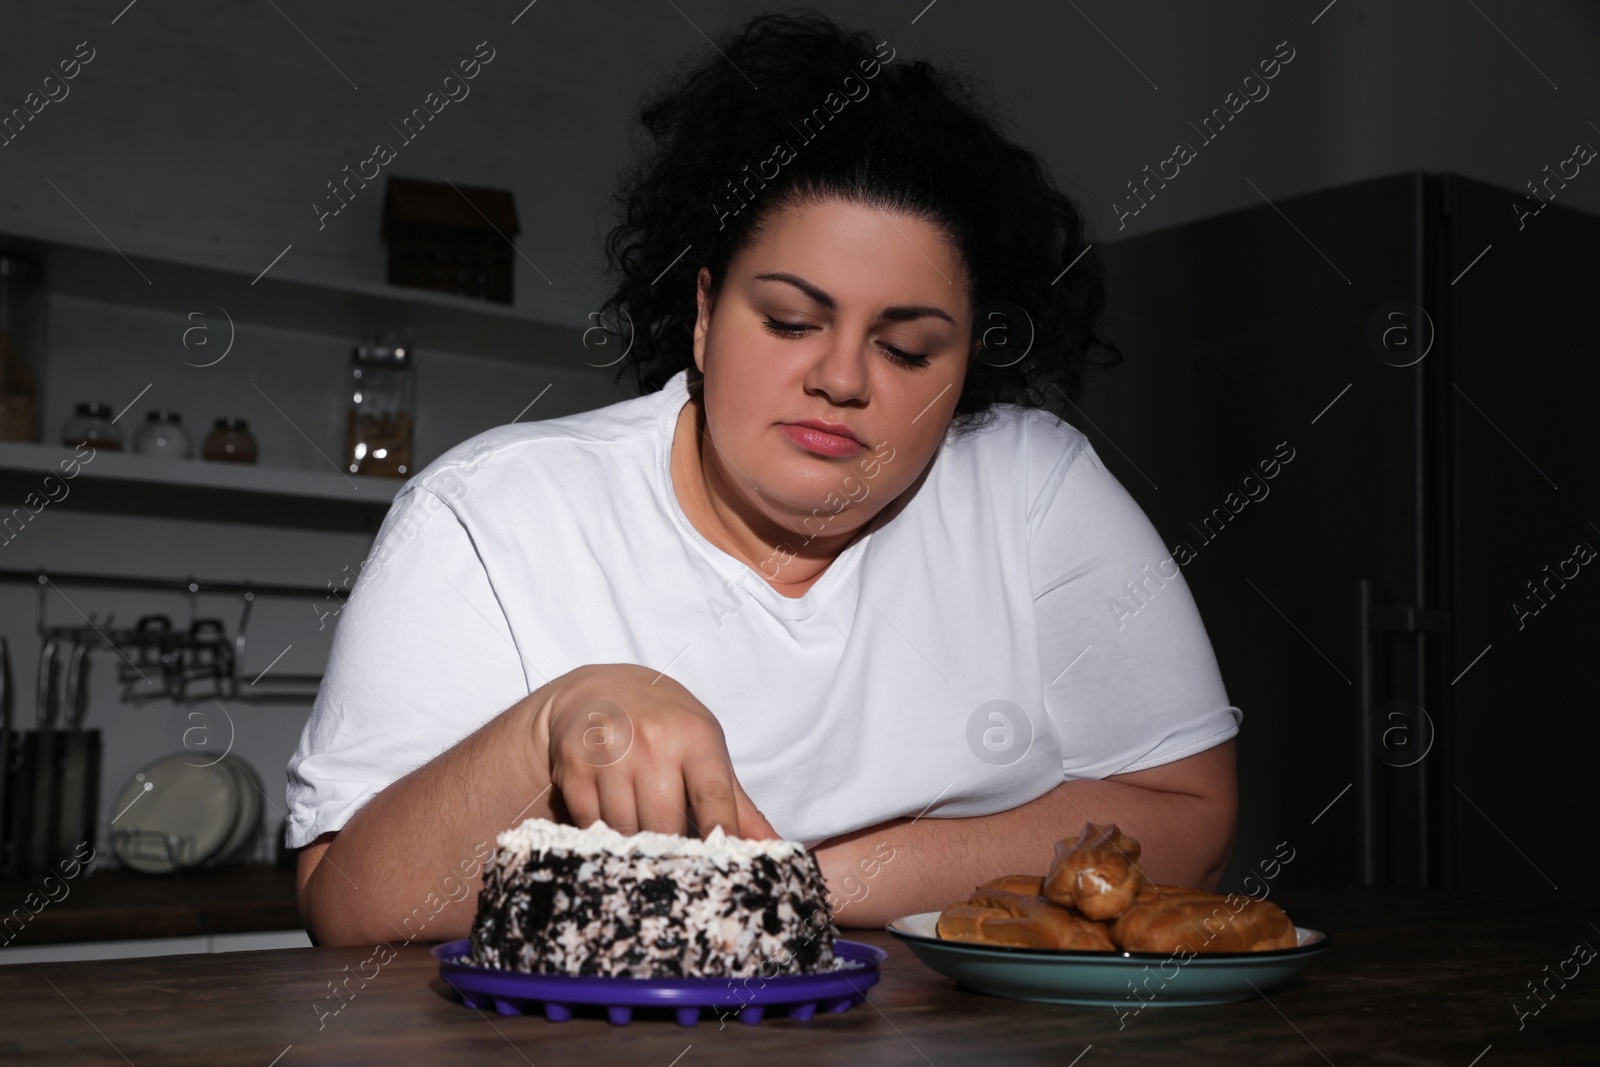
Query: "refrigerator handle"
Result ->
[[1356, 579, 1377, 886], [1357, 579, 1451, 888]]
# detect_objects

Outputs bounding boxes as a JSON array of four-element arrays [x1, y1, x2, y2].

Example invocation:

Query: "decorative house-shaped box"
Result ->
[[382, 176, 520, 304]]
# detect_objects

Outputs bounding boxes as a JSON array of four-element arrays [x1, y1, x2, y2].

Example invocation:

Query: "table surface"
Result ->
[[0, 886, 1594, 1065], [0, 863, 300, 946]]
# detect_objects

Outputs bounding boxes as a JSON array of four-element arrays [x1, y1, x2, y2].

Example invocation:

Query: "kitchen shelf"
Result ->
[[0, 221, 586, 367], [0, 440, 400, 532]]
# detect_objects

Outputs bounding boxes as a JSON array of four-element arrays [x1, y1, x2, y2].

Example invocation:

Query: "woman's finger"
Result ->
[[733, 777, 780, 840], [594, 773, 640, 836], [635, 773, 689, 836], [557, 775, 600, 831], [682, 757, 741, 840]]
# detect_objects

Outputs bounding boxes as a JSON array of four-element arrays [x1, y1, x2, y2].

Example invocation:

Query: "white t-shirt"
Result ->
[[285, 369, 1240, 850]]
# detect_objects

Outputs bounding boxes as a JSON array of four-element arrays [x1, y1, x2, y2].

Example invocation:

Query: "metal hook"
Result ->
[[230, 589, 255, 701], [34, 571, 48, 638]]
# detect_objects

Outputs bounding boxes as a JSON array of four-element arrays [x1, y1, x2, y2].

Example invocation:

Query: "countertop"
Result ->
[[0, 864, 300, 946], [1, 886, 1595, 1065]]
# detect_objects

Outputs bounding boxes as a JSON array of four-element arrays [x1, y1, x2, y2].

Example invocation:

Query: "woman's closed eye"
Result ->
[[762, 317, 812, 338], [761, 317, 931, 369]]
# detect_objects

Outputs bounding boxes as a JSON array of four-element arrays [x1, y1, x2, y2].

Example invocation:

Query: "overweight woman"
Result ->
[[290, 12, 1239, 946]]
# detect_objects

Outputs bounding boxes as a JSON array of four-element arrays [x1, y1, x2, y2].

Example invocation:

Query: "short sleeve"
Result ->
[[284, 484, 533, 849], [1029, 440, 1241, 780]]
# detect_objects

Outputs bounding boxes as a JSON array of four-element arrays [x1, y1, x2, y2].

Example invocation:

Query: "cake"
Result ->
[[468, 817, 841, 978]]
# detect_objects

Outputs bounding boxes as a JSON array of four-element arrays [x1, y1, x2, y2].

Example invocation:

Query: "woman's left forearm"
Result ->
[[813, 745, 1237, 928]]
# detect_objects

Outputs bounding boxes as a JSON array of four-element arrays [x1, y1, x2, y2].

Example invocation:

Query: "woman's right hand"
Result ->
[[537, 663, 779, 842]]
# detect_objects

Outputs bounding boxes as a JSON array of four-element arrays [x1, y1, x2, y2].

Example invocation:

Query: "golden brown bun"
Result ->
[[1042, 823, 1147, 920], [935, 888, 1116, 951], [977, 874, 1046, 895], [1109, 887, 1298, 953], [936, 903, 1014, 943]]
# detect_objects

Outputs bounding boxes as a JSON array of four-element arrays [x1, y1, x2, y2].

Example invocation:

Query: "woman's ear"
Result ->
[[693, 266, 714, 374]]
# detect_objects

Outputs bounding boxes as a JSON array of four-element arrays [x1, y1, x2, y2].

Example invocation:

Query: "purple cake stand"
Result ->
[[433, 939, 885, 1027]]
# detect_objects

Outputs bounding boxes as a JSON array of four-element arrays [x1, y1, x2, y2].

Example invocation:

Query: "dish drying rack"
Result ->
[[0, 567, 332, 705], [110, 826, 210, 869]]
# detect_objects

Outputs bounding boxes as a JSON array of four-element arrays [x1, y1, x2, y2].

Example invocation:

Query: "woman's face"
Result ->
[[691, 197, 972, 545]]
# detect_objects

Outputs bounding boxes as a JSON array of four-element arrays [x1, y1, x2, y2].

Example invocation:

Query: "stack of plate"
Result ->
[[109, 752, 265, 874]]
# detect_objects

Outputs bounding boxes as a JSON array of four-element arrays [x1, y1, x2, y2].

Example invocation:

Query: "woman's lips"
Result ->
[[780, 423, 866, 457]]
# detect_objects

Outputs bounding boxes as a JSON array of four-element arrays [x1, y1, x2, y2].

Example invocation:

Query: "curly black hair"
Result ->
[[597, 8, 1120, 434]]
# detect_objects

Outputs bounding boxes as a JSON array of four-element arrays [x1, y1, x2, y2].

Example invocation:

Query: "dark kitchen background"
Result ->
[[1, 1, 1595, 964]]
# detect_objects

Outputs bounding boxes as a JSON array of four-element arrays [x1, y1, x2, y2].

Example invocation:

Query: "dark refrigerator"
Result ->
[[1080, 172, 1598, 900]]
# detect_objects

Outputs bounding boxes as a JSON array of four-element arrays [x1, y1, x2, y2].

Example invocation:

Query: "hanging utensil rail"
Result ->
[[0, 567, 332, 705]]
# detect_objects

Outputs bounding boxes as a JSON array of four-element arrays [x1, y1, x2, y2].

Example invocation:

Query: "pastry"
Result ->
[[978, 874, 1045, 895], [1109, 885, 1297, 954], [936, 887, 1116, 950], [1042, 822, 1146, 920]]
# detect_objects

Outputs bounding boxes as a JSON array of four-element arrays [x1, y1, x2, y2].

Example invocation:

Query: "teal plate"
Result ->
[[886, 911, 1329, 1007]]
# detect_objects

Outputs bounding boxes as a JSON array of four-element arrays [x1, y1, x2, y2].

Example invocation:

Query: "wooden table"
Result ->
[[0, 887, 1594, 1065]]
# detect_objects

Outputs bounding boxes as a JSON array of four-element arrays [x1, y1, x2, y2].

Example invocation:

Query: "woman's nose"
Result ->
[[802, 332, 871, 406]]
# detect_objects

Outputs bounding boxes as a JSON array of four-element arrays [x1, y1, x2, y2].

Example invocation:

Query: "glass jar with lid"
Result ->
[[0, 254, 47, 443], [61, 402, 123, 451], [133, 410, 192, 458], [344, 334, 414, 478], [202, 417, 258, 464]]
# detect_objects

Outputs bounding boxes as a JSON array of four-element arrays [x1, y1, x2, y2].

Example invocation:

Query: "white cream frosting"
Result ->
[[494, 816, 807, 866]]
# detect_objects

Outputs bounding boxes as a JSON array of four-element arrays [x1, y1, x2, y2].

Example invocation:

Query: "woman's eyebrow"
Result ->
[[753, 271, 956, 325]]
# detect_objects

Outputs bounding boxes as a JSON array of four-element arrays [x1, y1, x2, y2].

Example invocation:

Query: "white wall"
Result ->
[[3, 0, 1595, 320]]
